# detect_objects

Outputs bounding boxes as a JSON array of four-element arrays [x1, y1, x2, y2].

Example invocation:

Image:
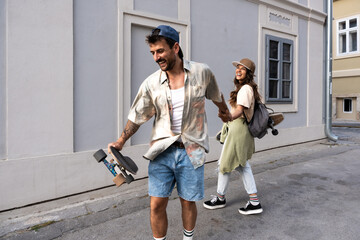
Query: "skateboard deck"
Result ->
[[269, 113, 284, 126], [268, 112, 284, 136], [109, 147, 138, 175], [93, 147, 138, 187]]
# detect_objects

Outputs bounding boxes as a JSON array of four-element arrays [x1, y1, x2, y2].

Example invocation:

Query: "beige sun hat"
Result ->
[[232, 58, 256, 73]]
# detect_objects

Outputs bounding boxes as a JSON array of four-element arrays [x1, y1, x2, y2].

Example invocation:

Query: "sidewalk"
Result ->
[[332, 120, 360, 128], [1, 127, 360, 240]]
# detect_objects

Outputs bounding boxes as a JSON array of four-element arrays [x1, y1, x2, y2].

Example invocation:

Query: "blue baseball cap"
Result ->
[[152, 25, 179, 43]]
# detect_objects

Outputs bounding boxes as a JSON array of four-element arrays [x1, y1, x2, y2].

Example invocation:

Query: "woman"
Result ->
[[203, 58, 263, 215]]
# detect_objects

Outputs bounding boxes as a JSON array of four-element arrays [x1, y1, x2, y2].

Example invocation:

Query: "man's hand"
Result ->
[[218, 109, 232, 122], [107, 139, 125, 153], [212, 94, 231, 122]]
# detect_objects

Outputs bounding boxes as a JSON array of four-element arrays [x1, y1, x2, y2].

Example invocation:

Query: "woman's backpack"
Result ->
[[247, 101, 273, 139]]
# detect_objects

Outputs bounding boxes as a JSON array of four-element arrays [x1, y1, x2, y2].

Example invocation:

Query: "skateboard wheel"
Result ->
[[272, 129, 279, 136], [93, 149, 107, 162], [125, 174, 134, 184]]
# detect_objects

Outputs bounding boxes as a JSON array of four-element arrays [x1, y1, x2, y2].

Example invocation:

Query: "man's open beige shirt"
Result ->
[[128, 59, 222, 169]]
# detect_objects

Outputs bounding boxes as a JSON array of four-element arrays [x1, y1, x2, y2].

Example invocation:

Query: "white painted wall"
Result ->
[[1, 0, 75, 211], [6, 0, 73, 159], [0, 0, 327, 211], [307, 22, 326, 127], [0, 0, 6, 160], [73, 0, 118, 152]]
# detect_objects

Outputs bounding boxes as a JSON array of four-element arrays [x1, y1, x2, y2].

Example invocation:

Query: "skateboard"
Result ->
[[93, 146, 138, 187], [268, 112, 284, 136]]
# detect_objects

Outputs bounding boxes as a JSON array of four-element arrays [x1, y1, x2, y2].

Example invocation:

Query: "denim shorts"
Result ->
[[148, 146, 204, 201]]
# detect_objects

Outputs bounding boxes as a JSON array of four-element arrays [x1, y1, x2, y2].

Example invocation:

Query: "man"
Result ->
[[108, 25, 230, 240]]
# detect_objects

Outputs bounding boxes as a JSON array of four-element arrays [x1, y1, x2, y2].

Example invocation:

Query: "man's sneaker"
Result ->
[[238, 201, 263, 215], [203, 195, 226, 210]]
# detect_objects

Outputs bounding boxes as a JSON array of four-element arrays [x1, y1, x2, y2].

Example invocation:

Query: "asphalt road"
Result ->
[[1, 127, 360, 240]]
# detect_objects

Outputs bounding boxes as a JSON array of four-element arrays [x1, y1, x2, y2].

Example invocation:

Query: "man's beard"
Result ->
[[158, 56, 176, 71]]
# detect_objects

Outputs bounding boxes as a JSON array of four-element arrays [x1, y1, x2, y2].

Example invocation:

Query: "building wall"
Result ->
[[333, 57, 360, 71], [333, 0, 360, 17], [333, 76, 360, 93], [191, 0, 259, 134], [73, 0, 118, 151], [6, 0, 74, 159], [0, 0, 327, 211], [0, 0, 6, 160], [332, 0, 360, 121]]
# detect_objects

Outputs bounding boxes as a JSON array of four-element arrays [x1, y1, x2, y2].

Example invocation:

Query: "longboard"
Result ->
[[93, 147, 138, 187]]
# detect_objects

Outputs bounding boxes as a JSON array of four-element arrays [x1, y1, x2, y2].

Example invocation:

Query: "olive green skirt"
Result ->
[[218, 118, 255, 174]]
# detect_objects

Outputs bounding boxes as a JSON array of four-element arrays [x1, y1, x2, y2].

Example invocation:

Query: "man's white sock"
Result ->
[[153, 236, 166, 240], [183, 228, 194, 240]]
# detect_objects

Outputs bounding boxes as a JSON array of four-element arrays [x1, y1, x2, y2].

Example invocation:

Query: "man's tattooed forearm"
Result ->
[[121, 121, 140, 140]]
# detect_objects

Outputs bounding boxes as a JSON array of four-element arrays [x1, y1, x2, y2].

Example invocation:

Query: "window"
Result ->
[[343, 98, 352, 113], [337, 16, 359, 55], [265, 35, 293, 103]]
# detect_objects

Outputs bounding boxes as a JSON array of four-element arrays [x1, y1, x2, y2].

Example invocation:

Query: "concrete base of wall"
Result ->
[[0, 124, 326, 211]]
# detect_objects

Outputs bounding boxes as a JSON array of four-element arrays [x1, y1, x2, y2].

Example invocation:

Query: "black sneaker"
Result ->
[[203, 195, 226, 210], [238, 201, 263, 215]]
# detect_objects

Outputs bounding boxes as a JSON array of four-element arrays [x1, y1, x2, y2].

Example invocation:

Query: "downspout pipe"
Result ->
[[325, 0, 338, 141]]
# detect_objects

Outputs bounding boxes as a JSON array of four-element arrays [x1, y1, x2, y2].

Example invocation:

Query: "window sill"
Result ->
[[264, 102, 297, 113]]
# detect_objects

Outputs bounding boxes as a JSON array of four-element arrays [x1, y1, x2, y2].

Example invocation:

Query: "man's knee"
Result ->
[[150, 197, 168, 213], [180, 198, 196, 209]]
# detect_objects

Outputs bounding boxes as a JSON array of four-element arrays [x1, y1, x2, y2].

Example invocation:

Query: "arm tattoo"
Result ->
[[121, 120, 140, 141]]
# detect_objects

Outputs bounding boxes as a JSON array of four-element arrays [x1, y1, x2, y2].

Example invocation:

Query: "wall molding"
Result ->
[[248, 0, 326, 23], [333, 69, 360, 78]]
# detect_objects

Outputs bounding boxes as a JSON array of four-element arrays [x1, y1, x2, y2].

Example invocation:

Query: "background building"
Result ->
[[332, 0, 360, 121], [0, 0, 328, 211]]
